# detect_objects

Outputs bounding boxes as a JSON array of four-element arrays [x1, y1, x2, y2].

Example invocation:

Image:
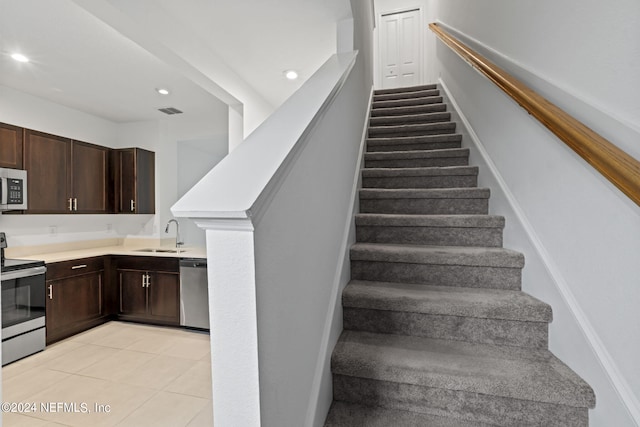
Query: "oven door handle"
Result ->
[[1, 266, 47, 281]]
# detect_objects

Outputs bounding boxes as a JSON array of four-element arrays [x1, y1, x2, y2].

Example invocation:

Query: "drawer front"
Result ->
[[46, 256, 105, 281], [114, 256, 179, 273]]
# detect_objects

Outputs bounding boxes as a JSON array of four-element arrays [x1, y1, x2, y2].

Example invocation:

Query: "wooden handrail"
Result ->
[[430, 22, 640, 207]]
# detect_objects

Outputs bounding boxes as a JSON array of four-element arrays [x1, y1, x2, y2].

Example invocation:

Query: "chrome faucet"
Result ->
[[165, 219, 183, 249]]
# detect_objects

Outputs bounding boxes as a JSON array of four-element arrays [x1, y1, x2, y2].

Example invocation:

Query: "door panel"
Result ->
[[380, 9, 422, 89], [0, 123, 23, 169], [24, 130, 71, 213], [46, 272, 103, 343], [119, 270, 147, 316], [400, 13, 418, 86], [148, 272, 179, 322], [382, 18, 399, 87], [118, 149, 136, 213], [72, 141, 108, 213]]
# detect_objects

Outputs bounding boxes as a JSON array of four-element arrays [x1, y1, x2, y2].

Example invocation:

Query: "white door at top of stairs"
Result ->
[[379, 9, 422, 89]]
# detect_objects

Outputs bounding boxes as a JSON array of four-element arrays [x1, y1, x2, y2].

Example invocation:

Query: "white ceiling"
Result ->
[[0, 0, 352, 123]]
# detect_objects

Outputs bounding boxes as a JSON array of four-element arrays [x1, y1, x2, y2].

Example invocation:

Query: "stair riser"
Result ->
[[362, 175, 477, 189], [367, 141, 461, 152], [370, 113, 451, 126], [333, 376, 589, 427], [369, 125, 456, 138], [351, 261, 521, 290], [359, 198, 488, 215], [364, 157, 469, 169], [325, 402, 492, 427], [373, 96, 443, 109], [374, 89, 439, 101], [356, 225, 503, 247], [374, 84, 437, 95], [343, 308, 548, 348], [370, 104, 447, 117]]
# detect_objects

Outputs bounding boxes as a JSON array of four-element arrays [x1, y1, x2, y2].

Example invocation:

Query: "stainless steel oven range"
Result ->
[[1, 232, 47, 366]]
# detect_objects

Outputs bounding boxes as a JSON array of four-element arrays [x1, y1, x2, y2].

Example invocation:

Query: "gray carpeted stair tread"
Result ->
[[361, 166, 478, 189], [370, 103, 447, 117], [343, 280, 551, 322], [359, 188, 488, 215], [364, 149, 470, 169], [362, 166, 478, 178], [355, 213, 504, 228], [355, 214, 504, 247], [332, 331, 596, 408], [325, 401, 494, 427], [365, 148, 469, 161], [368, 121, 456, 137], [350, 243, 524, 268], [360, 187, 489, 200], [370, 111, 451, 126], [333, 375, 589, 426], [366, 134, 463, 153], [367, 133, 461, 146], [372, 96, 444, 109], [374, 89, 439, 101], [374, 84, 438, 95]]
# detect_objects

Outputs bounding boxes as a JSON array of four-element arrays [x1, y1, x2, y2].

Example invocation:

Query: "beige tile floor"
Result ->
[[2, 321, 213, 427]]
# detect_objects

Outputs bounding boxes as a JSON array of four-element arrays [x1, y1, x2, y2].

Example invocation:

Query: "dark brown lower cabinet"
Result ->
[[45, 255, 180, 343], [116, 256, 180, 325], [45, 257, 107, 344]]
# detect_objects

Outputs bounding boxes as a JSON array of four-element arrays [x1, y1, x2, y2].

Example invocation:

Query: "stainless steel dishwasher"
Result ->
[[179, 258, 209, 330]]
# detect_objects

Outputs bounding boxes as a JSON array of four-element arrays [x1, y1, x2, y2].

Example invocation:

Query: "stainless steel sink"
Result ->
[[134, 248, 183, 253]]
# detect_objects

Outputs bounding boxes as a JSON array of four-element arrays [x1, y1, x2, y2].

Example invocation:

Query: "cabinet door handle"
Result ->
[[71, 264, 87, 270], [68, 198, 73, 211], [48, 285, 53, 300], [146, 274, 151, 287], [73, 198, 78, 211], [130, 199, 135, 212], [142, 274, 146, 288]]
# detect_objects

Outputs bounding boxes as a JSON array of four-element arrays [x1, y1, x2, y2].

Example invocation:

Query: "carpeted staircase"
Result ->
[[324, 85, 596, 426]]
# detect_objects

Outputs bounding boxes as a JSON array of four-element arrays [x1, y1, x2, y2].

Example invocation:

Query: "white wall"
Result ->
[[432, 0, 640, 140], [254, 59, 367, 425], [177, 137, 229, 247], [0, 85, 117, 147], [307, 2, 375, 426], [429, 1, 640, 425]]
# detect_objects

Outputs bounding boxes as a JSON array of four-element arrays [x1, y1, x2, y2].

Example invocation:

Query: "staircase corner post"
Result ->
[[194, 217, 262, 427]]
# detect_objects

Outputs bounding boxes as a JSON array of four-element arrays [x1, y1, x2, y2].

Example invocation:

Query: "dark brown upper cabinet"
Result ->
[[24, 130, 72, 213], [71, 141, 109, 213], [111, 148, 155, 214], [24, 130, 108, 214], [0, 122, 24, 169]]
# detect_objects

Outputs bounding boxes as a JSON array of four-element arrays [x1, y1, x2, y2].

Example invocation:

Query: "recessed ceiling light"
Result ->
[[156, 88, 170, 95], [11, 53, 29, 63], [284, 70, 298, 80]]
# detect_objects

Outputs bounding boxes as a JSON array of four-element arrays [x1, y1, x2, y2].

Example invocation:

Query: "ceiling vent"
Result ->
[[158, 107, 183, 115]]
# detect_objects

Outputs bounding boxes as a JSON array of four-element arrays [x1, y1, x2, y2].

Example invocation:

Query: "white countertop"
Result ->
[[9, 239, 206, 264]]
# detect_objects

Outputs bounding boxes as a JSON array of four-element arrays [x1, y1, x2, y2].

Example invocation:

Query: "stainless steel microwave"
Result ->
[[0, 168, 27, 211]]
